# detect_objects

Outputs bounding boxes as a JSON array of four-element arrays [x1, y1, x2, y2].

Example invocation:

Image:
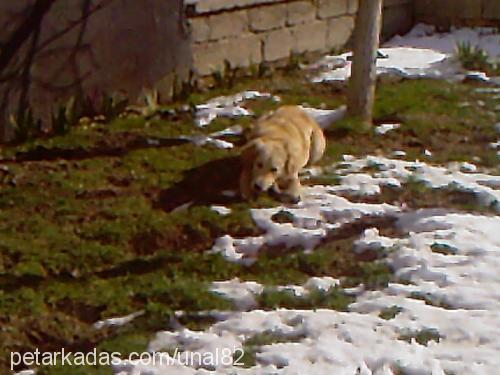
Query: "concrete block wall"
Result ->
[[415, 0, 500, 27], [186, 0, 414, 76], [0, 0, 193, 141]]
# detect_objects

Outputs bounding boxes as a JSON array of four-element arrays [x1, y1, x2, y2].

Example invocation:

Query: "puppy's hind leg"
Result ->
[[308, 126, 326, 165]]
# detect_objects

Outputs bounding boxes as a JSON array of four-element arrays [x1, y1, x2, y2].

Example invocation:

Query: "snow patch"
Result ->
[[311, 47, 452, 83], [211, 278, 263, 310], [335, 156, 500, 210], [392, 150, 407, 158], [310, 24, 500, 84], [114, 157, 500, 375], [94, 311, 144, 330], [375, 123, 401, 135], [211, 205, 232, 215], [209, 188, 400, 264], [182, 125, 243, 149], [490, 140, 500, 150], [195, 91, 277, 127]]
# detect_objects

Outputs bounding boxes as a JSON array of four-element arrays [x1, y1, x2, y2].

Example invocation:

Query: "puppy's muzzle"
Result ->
[[253, 182, 265, 192]]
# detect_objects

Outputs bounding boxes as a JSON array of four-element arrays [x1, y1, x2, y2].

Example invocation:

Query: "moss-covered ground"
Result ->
[[1, 65, 498, 373]]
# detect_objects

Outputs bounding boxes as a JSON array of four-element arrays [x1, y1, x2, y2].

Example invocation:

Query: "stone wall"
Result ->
[[187, 0, 415, 76], [0, 0, 415, 141], [0, 0, 192, 140], [415, 0, 500, 27]]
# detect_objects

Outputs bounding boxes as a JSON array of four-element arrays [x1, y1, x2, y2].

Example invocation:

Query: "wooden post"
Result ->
[[347, 0, 383, 126]]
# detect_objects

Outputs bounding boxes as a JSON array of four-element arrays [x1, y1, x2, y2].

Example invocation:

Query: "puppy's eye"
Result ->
[[257, 162, 263, 169], [270, 167, 278, 172]]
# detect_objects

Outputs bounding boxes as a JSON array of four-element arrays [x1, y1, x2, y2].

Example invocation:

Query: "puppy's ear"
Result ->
[[242, 124, 254, 142], [241, 139, 264, 163]]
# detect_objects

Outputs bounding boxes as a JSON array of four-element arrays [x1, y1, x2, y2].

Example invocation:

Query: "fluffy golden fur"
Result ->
[[240, 105, 326, 202]]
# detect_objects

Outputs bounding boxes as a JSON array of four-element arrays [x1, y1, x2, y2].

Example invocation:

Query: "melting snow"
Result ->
[[194, 93, 346, 132], [335, 156, 500, 209], [93, 311, 144, 330], [211, 205, 232, 215], [311, 47, 452, 83], [210, 277, 341, 311], [311, 24, 500, 84], [114, 156, 500, 374], [387, 23, 500, 59], [210, 188, 400, 264], [375, 123, 401, 135], [195, 91, 278, 127], [182, 125, 243, 149], [211, 278, 264, 310], [392, 150, 407, 158]]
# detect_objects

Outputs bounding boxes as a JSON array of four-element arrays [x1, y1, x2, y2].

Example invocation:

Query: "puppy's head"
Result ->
[[242, 138, 287, 194]]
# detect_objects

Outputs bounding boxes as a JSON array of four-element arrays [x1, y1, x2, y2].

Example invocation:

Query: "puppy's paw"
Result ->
[[276, 178, 301, 204], [283, 194, 301, 204], [271, 190, 301, 204]]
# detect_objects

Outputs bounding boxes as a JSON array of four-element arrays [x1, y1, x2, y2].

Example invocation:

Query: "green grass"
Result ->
[[379, 305, 403, 320], [237, 332, 302, 368], [1, 66, 499, 373], [399, 328, 442, 346], [258, 287, 353, 311]]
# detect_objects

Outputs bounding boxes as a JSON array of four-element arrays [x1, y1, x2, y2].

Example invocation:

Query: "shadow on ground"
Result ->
[[4, 136, 190, 162], [154, 155, 243, 212]]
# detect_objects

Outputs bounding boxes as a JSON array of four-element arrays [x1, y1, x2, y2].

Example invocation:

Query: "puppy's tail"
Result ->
[[309, 125, 326, 165], [301, 105, 347, 130]]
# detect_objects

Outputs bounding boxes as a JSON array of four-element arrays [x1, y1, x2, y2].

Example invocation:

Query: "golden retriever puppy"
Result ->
[[240, 105, 326, 202]]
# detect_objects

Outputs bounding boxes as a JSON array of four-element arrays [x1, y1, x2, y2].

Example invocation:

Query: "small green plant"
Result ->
[[284, 52, 303, 72], [257, 61, 271, 78], [210, 60, 241, 90], [99, 93, 129, 120], [172, 70, 199, 102], [9, 107, 41, 142], [79, 91, 128, 121], [52, 96, 79, 135], [248, 61, 271, 79], [456, 42, 489, 71]]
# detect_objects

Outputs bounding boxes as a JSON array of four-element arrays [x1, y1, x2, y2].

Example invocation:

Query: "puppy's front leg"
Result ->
[[283, 177, 302, 203], [277, 175, 302, 203]]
